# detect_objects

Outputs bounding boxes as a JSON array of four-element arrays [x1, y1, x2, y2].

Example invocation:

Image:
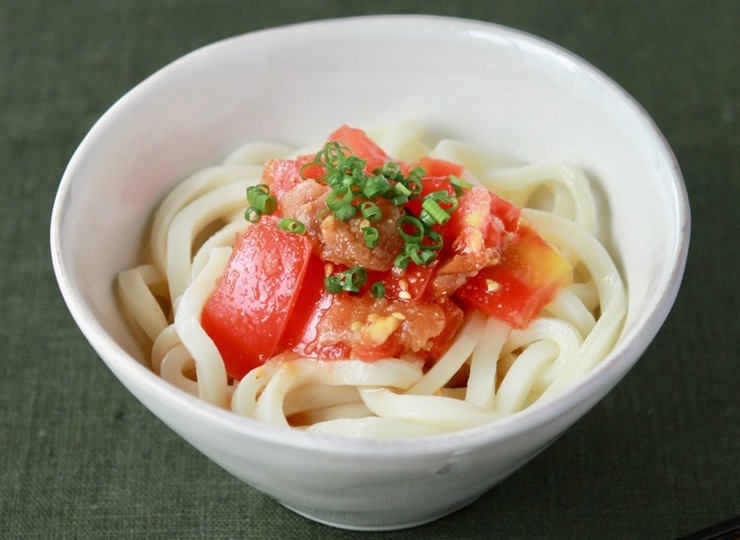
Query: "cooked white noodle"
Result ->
[[117, 121, 626, 438]]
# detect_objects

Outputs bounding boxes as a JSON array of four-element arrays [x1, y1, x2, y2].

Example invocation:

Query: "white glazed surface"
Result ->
[[51, 15, 689, 530]]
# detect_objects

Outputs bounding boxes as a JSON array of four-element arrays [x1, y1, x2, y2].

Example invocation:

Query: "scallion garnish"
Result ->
[[324, 276, 343, 294], [363, 176, 392, 198], [326, 186, 353, 211], [244, 184, 277, 223], [362, 226, 379, 248], [244, 207, 262, 223], [449, 175, 472, 196], [278, 218, 306, 234], [334, 204, 357, 221], [360, 201, 382, 222], [371, 281, 386, 299], [246, 184, 277, 214], [299, 140, 469, 274], [394, 252, 411, 270], [302, 141, 430, 223], [394, 182, 412, 197], [324, 266, 368, 294], [397, 216, 425, 244], [420, 198, 451, 225], [408, 245, 436, 266], [423, 229, 444, 250]]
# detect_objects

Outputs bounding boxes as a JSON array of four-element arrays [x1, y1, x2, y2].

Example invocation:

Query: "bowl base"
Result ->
[[279, 493, 484, 531]]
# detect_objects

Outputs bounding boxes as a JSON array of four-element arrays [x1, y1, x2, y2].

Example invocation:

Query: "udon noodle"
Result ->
[[118, 121, 627, 438]]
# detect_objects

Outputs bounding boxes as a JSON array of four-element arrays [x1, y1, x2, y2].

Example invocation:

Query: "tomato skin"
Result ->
[[455, 226, 572, 329], [201, 217, 314, 379]]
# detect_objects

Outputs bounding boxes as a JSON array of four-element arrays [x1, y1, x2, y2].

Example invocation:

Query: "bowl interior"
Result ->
[[51, 15, 689, 435]]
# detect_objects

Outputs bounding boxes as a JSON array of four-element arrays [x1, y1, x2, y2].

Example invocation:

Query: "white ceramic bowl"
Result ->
[[50, 15, 690, 531]]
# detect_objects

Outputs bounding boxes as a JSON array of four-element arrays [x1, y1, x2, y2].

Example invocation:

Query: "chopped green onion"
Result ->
[[334, 204, 357, 221], [360, 201, 382, 222], [246, 184, 277, 214], [300, 161, 326, 181], [345, 266, 367, 292], [327, 186, 352, 211], [247, 183, 269, 198], [421, 198, 452, 225], [409, 246, 436, 265], [405, 175, 423, 197], [341, 174, 355, 189], [320, 142, 351, 169], [425, 190, 458, 211], [408, 166, 426, 183], [371, 281, 386, 298], [375, 161, 402, 180], [262, 196, 277, 214], [423, 229, 444, 250], [325, 266, 367, 294], [450, 175, 472, 196], [418, 210, 436, 228], [390, 194, 409, 206], [394, 252, 411, 270], [394, 182, 412, 197], [278, 218, 306, 234], [362, 226, 379, 248], [244, 207, 261, 223], [324, 276, 343, 294], [397, 216, 425, 244], [363, 176, 391, 198], [325, 169, 344, 186]]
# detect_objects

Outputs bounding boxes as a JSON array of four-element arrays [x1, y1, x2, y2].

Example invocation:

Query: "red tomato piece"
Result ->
[[201, 218, 314, 379], [327, 125, 393, 172], [414, 156, 465, 179], [318, 292, 453, 361], [424, 295, 465, 359], [366, 263, 436, 303], [262, 155, 314, 201], [455, 226, 572, 329], [349, 328, 404, 361], [278, 254, 351, 359], [489, 191, 522, 234], [443, 186, 495, 251]]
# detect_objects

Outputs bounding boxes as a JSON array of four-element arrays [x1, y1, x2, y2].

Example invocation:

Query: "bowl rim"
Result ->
[[50, 14, 691, 457]]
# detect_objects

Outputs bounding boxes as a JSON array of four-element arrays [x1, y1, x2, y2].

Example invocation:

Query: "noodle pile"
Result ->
[[118, 121, 627, 438]]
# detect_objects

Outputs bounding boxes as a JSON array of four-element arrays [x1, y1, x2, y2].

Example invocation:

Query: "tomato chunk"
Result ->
[[489, 190, 522, 234], [201, 218, 314, 379], [263, 155, 314, 201], [424, 295, 465, 359], [455, 226, 572, 328], [328, 125, 393, 172], [278, 254, 352, 359], [367, 263, 436, 303], [414, 156, 464, 179]]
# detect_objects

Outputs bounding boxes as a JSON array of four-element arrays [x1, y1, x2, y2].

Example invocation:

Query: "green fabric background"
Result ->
[[1, 1, 737, 538]]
